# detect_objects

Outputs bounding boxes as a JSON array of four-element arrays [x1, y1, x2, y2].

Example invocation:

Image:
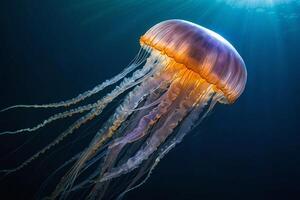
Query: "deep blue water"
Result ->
[[0, 0, 299, 199]]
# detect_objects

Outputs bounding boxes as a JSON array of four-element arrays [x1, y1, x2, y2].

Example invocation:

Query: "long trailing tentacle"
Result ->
[[85, 81, 182, 200], [52, 57, 185, 199], [116, 148, 166, 200], [117, 89, 221, 199], [69, 76, 170, 199], [86, 57, 180, 158], [0, 57, 154, 175], [128, 93, 165, 112], [47, 53, 170, 200], [99, 81, 178, 164], [0, 48, 150, 113], [108, 83, 178, 149], [84, 81, 180, 199], [192, 92, 223, 129], [99, 73, 210, 182], [0, 108, 100, 175], [36, 152, 83, 200], [0, 104, 95, 136], [37, 142, 110, 200], [52, 82, 169, 197]]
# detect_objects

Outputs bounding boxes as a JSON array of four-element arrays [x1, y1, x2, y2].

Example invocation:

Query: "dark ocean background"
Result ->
[[0, 0, 299, 199]]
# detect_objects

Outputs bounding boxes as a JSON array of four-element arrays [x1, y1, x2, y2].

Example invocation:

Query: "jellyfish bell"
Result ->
[[140, 19, 247, 103], [0, 19, 247, 199]]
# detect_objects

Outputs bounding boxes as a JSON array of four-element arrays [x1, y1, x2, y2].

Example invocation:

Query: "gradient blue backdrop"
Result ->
[[0, 0, 299, 199]]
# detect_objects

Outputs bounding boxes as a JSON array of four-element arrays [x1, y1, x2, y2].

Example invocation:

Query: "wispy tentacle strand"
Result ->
[[91, 81, 181, 190], [0, 108, 100, 175], [99, 78, 205, 181], [0, 104, 95, 136], [116, 86, 217, 199], [0, 48, 149, 113], [46, 54, 167, 199], [0, 56, 155, 175]]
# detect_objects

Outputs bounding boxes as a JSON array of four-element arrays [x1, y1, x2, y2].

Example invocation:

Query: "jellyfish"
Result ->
[[0, 19, 247, 199]]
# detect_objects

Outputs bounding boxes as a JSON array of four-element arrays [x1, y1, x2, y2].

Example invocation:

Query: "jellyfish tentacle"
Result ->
[[116, 148, 168, 200], [118, 90, 220, 197], [66, 165, 101, 195], [38, 143, 108, 200], [85, 82, 180, 199], [96, 81, 181, 182], [116, 89, 215, 199], [48, 63, 171, 200], [110, 82, 179, 148], [0, 55, 156, 136], [191, 92, 223, 129], [89, 62, 181, 151], [49, 61, 182, 199], [0, 48, 149, 113], [0, 61, 156, 175], [77, 80, 169, 179], [36, 152, 83, 200], [79, 147, 108, 175], [0, 108, 100, 174], [57, 67, 182, 199], [152, 89, 217, 161], [84, 68, 173, 160], [100, 79, 204, 182], [53, 148, 108, 199], [85, 78, 171, 163], [118, 121, 186, 199], [119, 88, 219, 197], [0, 104, 96, 136], [129, 93, 164, 111]]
